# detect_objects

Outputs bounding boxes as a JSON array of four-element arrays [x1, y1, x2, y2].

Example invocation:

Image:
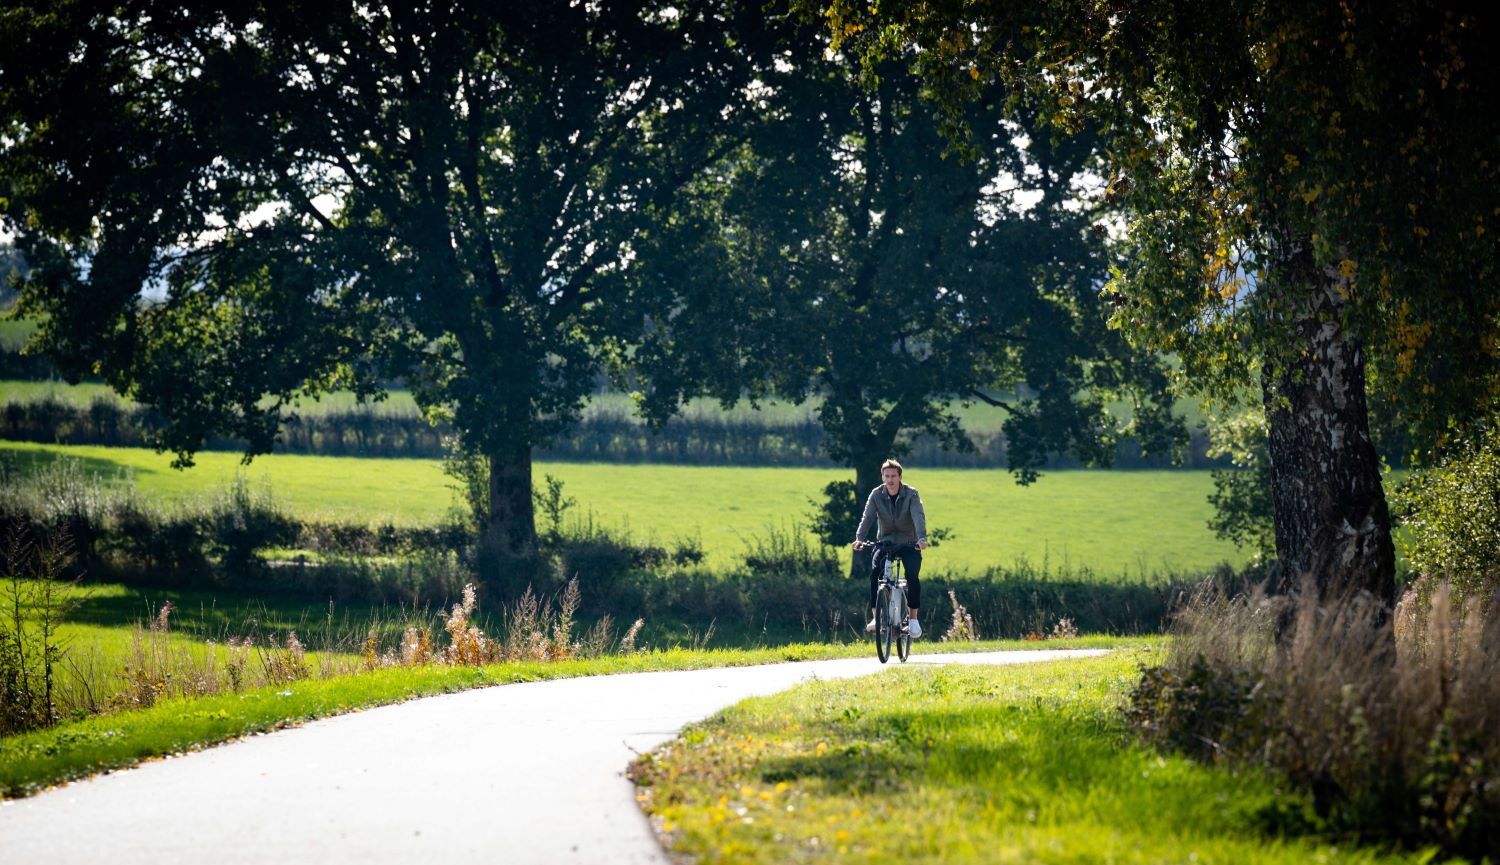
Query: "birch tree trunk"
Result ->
[[1262, 236, 1396, 603]]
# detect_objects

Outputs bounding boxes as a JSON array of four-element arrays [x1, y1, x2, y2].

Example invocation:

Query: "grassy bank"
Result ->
[[0, 640, 1142, 799], [0, 441, 1245, 575], [632, 652, 1424, 864]]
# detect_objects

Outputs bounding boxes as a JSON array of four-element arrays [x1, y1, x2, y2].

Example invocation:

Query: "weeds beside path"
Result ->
[[0, 638, 1142, 799]]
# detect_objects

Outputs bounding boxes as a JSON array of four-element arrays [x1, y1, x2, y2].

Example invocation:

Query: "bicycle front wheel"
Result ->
[[894, 587, 911, 662], [874, 585, 893, 663]]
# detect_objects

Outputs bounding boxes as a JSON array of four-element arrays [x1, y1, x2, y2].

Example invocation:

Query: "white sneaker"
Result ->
[[865, 618, 877, 634], [907, 619, 922, 639]]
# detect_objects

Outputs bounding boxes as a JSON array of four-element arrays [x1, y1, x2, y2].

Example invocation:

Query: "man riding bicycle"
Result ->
[[851, 459, 927, 638]]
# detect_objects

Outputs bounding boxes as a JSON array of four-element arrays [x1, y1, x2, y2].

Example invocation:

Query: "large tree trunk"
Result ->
[[849, 441, 895, 582], [854, 460, 883, 501], [1262, 239, 1395, 603], [487, 448, 537, 555]]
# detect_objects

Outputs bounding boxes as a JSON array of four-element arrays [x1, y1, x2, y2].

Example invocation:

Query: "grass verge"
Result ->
[[631, 651, 1427, 864], [0, 638, 1147, 799]]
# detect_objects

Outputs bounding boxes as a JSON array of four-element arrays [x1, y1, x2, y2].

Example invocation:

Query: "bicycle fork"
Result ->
[[883, 561, 909, 632]]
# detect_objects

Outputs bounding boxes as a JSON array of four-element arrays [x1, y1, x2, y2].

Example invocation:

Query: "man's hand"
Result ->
[[916, 539, 929, 551]]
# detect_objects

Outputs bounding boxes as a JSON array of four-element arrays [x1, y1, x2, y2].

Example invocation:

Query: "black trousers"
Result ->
[[869, 546, 922, 612]]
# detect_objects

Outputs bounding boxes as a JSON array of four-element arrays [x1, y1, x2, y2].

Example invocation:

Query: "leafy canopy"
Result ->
[[817, 0, 1500, 463], [632, 26, 1183, 485]]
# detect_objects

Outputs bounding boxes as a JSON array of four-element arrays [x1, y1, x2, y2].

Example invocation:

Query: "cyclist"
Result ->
[[851, 458, 927, 638]]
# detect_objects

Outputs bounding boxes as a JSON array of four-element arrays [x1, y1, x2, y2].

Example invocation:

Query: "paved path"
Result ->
[[1, 649, 1108, 864]]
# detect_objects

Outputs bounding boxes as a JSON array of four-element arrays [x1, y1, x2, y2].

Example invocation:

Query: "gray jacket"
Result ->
[[854, 484, 927, 547]]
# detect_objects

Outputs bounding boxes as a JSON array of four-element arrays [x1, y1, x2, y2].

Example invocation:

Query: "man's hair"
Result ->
[[880, 459, 903, 476]]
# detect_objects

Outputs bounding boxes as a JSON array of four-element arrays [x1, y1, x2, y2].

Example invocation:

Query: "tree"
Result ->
[[817, 0, 1500, 601], [0, 1, 779, 557], [631, 27, 1184, 509]]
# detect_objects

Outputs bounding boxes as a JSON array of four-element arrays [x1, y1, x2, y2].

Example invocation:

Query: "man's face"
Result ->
[[882, 468, 901, 490]]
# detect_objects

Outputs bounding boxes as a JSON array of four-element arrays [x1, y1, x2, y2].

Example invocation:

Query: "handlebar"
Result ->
[[852, 539, 915, 553]]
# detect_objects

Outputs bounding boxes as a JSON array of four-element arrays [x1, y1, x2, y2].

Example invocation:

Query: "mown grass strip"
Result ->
[[632, 651, 1426, 864], [0, 638, 1145, 799]]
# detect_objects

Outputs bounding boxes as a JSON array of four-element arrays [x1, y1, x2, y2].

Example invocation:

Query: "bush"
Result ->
[[202, 475, 299, 582], [1127, 579, 1500, 858], [1202, 402, 1275, 563], [0, 455, 122, 568], [1394, 425, 1500, 605]]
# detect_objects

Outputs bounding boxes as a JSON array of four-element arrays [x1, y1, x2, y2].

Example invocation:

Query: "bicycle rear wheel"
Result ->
[[874, 585, 893, 663]]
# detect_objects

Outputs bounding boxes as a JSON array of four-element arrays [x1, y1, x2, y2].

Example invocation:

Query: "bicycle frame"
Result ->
[[865, 541, 912, 663]]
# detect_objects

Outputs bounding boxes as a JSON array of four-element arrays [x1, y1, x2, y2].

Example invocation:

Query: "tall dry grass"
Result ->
[[49, 578, 643, 724], [1128, 576, 1500, 857]]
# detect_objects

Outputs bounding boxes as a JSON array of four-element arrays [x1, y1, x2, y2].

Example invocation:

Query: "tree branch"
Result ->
[[967, 388, 1015, 413]]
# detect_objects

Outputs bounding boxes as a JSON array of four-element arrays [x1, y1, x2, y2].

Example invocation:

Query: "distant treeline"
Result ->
[[0, 394, 1226, 468]]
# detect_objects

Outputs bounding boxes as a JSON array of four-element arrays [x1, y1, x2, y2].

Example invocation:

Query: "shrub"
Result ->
[[1127, 579, 1500, 858], [1202, 402, 1275, 563], [742, 521, 839, 579], [1394, 425, 1500, 605], [203, 475, 298, 581], [806, 479, 860, 549], [113, 498, 210, 579], [0, 456, 121, 568]]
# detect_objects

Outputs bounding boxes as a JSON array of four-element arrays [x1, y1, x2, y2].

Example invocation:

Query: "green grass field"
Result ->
[[1, 441, 1244, 575], [634, 651, 1421, 864], [0, 319, 37, 353]]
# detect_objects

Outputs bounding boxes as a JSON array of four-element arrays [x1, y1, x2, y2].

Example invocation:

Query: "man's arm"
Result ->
[[910, 488, 928, 547], [853, 489, 877, 544]]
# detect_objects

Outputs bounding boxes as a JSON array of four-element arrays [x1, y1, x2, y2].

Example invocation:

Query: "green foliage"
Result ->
[[0, 1, 795, 550], [533, 473, 577, 545], [441, 435, 489, 532], [1394, 425, 1500, 603], [1203, 402, 1275, 561], [806, 479, 860, 549], [1124, 655, 1264, 763], [201, 475, 298, 579], [817, 0, 1500, 598], [835, 1, 1498, 439], [631, 21, 1186, 488]]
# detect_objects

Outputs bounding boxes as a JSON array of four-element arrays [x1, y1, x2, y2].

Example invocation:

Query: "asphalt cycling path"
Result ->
[[2, 648, 1108, 864]]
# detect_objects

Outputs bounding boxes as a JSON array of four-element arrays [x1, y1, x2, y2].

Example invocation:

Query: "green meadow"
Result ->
[[0, 320, 37, 353], [0, 441, 1243, 576]]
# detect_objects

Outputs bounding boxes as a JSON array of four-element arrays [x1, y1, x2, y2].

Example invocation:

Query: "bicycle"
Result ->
[[855, 538, 912, 664]]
